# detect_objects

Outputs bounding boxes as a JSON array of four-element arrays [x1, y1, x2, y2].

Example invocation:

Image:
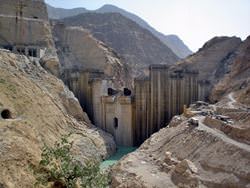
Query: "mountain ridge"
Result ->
[[46, 4, 192, 58], [60, 12, 179, 76]]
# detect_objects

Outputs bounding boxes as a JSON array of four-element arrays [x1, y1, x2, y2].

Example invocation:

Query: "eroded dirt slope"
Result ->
[[111, 106, 250, 187], [0, 50, 115, 188]]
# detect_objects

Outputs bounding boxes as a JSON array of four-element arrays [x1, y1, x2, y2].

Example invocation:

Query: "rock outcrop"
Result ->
[[176, 36, 242, 100], [0, 0, 60, 77], [0, 50, 115, 188], [211, 36, 250, 106], [178, 36, 242, 83], [60, 12, 179, 76], [52, 23, 132, 88]]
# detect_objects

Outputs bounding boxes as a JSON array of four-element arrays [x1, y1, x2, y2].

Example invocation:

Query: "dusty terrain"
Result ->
[[111, 37, 250, 186], [111, 101, 250, 187], [0, 50, 115, 188]]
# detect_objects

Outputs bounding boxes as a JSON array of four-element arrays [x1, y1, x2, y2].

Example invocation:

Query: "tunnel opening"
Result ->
[[108, 88, 117, 96], [28, 48, 37, 57], [3, 45, 13, 51], [123, 88, 131, 96], [1, 109, 12, 119], [17, 47, 25, 55]]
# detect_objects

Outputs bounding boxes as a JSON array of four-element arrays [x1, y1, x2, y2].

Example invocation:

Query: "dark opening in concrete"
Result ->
[[108, 88, 117, 96], [3, 45, 13, 51], [17, 48, 25, 55], [1, 109, 12, 119], [114, 117, 118, 129], [28, 48, 37, 57], [124, 88, 131, 96]]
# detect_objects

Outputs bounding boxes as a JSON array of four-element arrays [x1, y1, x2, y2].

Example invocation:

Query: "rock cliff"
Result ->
[[52, 23, 132, 88], [175, 36, 242, 100], [60, 12, 179, 76], [0, 0, 60, 77], [211, 36, 250, 106], [178, 36, 242, 83], [0, 50, 115, 188]]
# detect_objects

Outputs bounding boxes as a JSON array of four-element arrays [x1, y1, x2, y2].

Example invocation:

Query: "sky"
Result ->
[[45, 0, 250, 52]]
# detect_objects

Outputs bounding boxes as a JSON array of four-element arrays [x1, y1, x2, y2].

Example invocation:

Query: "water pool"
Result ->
[[100, 147, 137, 170]]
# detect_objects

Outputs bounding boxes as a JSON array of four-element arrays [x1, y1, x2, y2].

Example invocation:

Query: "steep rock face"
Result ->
[[179, 36, 241, 83], [163, 35, 192, 59], [0, 0, 60, 77], [211, 36, 250, 105], [61, 12, 179, 76], [111, 113, 250, 187], [176, 36, 242, 100], [52, 23, 132, 88], [0, 0, 48, 20], [0, 0, 52, 48], [0, 50, 115, 188], [47, 4, 192, 58]]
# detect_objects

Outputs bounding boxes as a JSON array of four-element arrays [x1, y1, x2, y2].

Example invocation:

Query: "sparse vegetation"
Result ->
[[33, 135, 109, 188], [0, 78, 6, 84]]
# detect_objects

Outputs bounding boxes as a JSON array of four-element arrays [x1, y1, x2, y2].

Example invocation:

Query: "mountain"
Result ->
[[96, 4, 192, 58], [211, 36, 250, 105], [60, 12, 179, 76], [47, 4, 192, 58], [111, 36, 250, 187], [175, 36, 242, 100], [47, 4, 87, 19]]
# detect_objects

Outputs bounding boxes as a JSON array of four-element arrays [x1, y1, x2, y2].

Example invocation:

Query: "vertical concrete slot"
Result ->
[[114, 117, 118, 129]]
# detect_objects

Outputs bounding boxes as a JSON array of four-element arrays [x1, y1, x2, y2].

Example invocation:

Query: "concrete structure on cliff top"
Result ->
[[63, 65, 207, 146], [0, 0, 53, 58]]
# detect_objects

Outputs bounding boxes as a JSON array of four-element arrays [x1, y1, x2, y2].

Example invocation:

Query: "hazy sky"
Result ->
[[45, 0, 250, 52]]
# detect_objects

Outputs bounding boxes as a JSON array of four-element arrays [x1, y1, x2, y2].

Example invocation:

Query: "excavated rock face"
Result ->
[[0, 0, 60, 77], [111, 113, 250, 187], [179, 37, 242, 83], [176, 36, 242, 100], [211, 36, 250, 105], [0, 0, 52, 48], [60, 12, 179, 76], [52, 23, 132, 88], [0, 50, 115, 188]]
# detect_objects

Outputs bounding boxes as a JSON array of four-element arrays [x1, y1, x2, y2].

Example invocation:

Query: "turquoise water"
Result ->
[[100, 147, 137, 170]]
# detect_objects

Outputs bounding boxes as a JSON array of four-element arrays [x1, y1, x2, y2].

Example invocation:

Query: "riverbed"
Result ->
[[100, 147, 137, 170]]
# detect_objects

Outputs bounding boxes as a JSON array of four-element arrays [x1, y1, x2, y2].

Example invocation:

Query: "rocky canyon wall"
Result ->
[[0, 50, 116, 187]]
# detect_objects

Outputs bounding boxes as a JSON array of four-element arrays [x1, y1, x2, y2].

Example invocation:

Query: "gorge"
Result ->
[[0, 0, 249, 187]]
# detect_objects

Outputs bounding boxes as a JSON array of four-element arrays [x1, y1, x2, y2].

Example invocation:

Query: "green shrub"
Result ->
[[33, 135, 109, 188]]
